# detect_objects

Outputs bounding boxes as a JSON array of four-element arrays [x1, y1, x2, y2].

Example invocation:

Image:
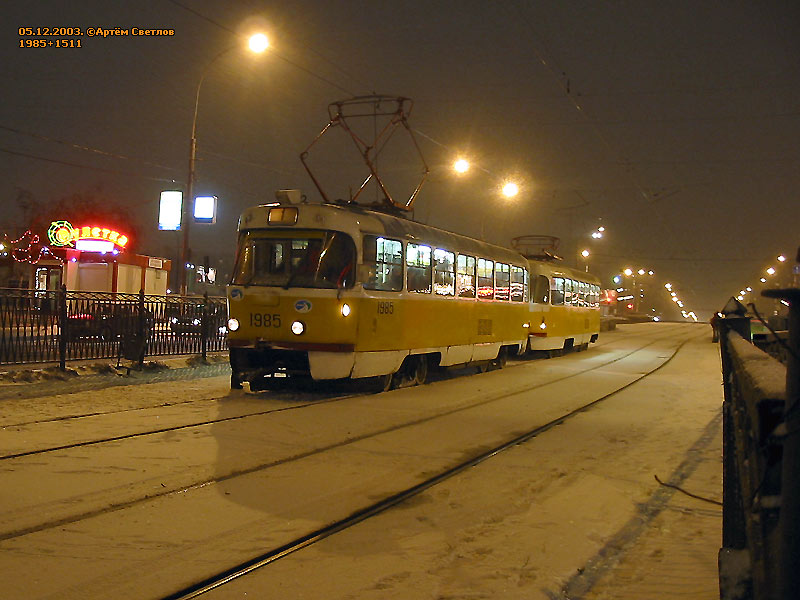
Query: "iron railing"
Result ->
[[717, 290, 799, 600], [0, 287, 227, 367]]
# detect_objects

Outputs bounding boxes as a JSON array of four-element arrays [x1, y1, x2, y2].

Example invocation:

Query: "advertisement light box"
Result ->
[[194, 196, 217, 224], [159, 191, 183, 230]]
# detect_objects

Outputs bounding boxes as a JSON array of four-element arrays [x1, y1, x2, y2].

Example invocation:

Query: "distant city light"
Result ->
[[638, 269, 646, 275], [581, 249, 590, 258], [767, 267, 776, 275], [664, 283, 672, 290], [760, 277, 767, 283], [623, 268, 633, 277], [778, 255, 787, 262]]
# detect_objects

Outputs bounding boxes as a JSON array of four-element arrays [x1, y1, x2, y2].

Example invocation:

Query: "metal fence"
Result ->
[[0, 287, 228, 367], [717, 291, 799, 600]]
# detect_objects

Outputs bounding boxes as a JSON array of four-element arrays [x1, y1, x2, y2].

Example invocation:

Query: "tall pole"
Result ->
[[180, 46, 235, 296]]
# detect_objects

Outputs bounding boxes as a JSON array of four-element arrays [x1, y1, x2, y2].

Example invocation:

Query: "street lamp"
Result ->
[[580, 249, 590, 272], [180, 32, 269, 295], [453, 158, 470, 174]]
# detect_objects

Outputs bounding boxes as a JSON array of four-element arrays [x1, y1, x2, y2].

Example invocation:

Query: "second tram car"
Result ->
[[226, 199, 600, 389]]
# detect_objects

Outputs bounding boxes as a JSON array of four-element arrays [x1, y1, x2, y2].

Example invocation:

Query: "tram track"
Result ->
[[0, 325, 688, 459], [0, 326, 695, 543], [162, 327, 703, 600], [0, 326, 688, 434]]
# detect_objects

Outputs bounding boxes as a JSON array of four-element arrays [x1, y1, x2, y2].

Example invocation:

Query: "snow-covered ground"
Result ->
[[0, 323, 723, 599]]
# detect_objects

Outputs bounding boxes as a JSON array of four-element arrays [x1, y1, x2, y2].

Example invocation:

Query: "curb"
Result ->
[[0, 352, 229, 386]]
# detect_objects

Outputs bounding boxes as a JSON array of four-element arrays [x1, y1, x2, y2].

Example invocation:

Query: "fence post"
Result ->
[[201, 291, 208, 361], [58, 284, 67, 371], [762, 285, 800, 600], [137, 288, 146, 367]]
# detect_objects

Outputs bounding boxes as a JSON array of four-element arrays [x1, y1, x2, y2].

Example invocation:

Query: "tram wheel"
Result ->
[[491, 347, 508, 370], [378, 372, 394, 392], [413, 355, 428, 385]]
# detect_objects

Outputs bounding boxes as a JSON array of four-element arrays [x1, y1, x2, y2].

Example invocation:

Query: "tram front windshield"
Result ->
[[232, 230, 356, 289]]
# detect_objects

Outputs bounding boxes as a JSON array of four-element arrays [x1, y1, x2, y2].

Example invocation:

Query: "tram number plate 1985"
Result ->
[[377, 301, 394, 315], [250, 313, 281, 328]]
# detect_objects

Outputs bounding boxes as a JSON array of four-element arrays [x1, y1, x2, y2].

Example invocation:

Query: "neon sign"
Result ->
[[47, 221, 129, 250]]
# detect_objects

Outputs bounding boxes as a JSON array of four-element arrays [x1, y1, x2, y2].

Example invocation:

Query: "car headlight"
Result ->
[[291, 320, 305, 335], [227, 318, 240, 331], [341, 303, 351, 317]]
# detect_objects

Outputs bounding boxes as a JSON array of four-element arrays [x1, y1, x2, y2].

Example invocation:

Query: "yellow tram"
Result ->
[[225, 199, 600, 389]]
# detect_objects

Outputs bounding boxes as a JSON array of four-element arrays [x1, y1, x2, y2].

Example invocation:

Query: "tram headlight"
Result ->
[[227, 318, 240, 332], [341, 303, 351, 317], [539, 320, 547, 330], [291, 320, 305, 335]]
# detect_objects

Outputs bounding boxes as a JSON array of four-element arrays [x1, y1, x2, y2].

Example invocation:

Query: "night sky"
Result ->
[[2, 1, 799, 318]]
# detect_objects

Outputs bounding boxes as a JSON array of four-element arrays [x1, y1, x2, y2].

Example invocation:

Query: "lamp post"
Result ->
[[180, 33, 269, 295]]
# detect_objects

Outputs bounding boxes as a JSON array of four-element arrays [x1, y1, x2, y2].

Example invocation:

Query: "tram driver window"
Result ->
[[551, 277, 565, 305], [407, 243, 432, 293], [433, 248, 455, 296], [363, 235, 403, 291], [477, 258, 494, 300]]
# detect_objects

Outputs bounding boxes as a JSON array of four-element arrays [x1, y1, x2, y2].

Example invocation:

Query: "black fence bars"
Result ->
[[0, 287, 228, 367]]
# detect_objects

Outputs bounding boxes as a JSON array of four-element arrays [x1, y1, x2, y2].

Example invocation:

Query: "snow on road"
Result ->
[[0, 323, 723, 599]]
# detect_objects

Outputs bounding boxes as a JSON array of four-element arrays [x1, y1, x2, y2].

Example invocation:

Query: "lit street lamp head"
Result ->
[[453, 158, 470, 174], [501, 181, 519, 198], [248, 33, 269, 53]]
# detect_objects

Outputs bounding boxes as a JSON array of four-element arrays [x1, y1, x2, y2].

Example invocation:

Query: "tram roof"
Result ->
[[334, 203, 527, 265]]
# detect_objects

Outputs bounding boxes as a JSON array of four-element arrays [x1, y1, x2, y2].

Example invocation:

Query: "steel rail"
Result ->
[[0, 328, 693, 543], [162, 331, 699, 600], [0, 327, 688, 460]]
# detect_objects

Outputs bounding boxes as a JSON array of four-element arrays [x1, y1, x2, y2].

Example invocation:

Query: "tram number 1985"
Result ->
[[377, 301, 394, 315], [250, 313, 281, 328]]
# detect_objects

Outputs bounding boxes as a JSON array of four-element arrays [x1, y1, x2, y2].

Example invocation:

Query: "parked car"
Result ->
[[65, 302, 153, 341], [168, 303, 225, 335]]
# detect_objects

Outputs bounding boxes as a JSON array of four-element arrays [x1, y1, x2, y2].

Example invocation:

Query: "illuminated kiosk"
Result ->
[[48, 222, 172, 294]]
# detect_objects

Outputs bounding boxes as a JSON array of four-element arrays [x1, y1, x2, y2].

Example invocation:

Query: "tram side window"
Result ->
[[593, 284, 600, 307], [532, 274, 550, 304], [511, 266, 527, 302], [363, 236, 403, 291], [457, 254, 476, 298], [551, 277, 565, 305], [477, 258, 494, 300], [407, 243, 432, 293], [433, 248, 455, 296], [495, 263, 510, 301]]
